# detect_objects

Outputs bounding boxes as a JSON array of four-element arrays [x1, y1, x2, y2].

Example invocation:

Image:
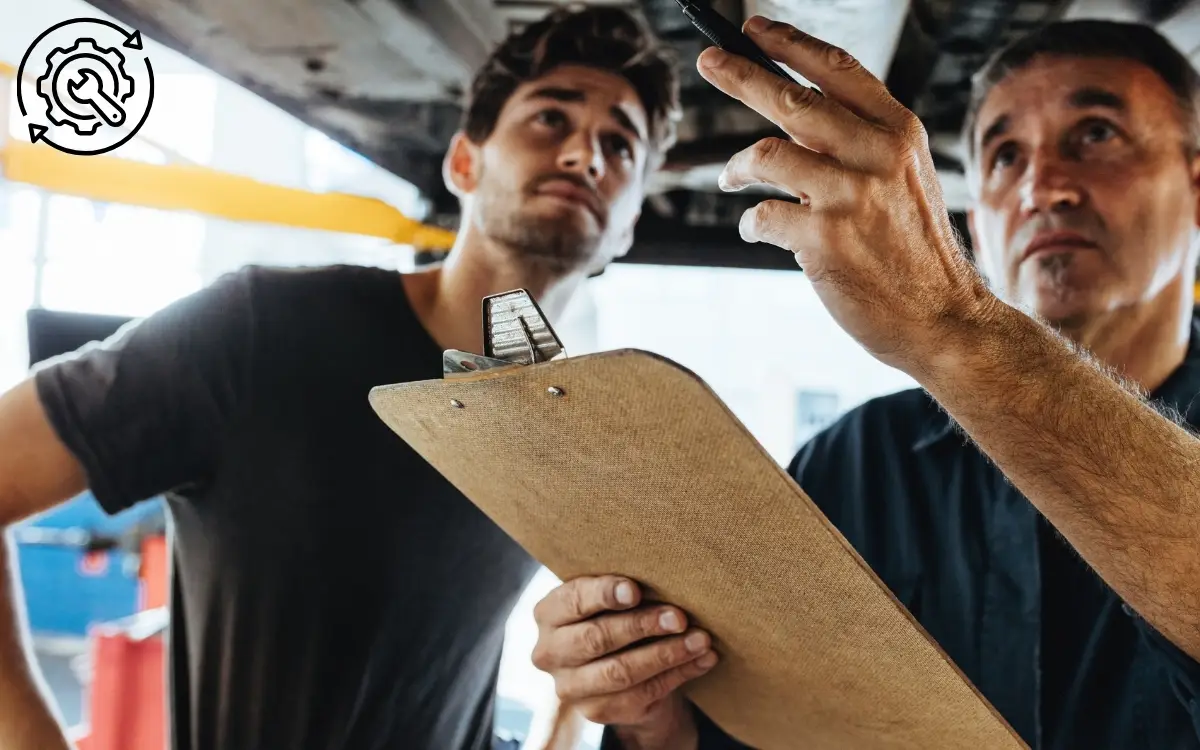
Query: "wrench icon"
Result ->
[[67, 69, 126, 127]]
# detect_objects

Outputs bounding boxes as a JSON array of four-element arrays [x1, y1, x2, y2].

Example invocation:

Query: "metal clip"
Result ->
[[442, 289, 568, 378]]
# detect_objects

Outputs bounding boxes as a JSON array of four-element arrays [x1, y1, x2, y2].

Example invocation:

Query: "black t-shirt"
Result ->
[[34, 264, 541, 750]]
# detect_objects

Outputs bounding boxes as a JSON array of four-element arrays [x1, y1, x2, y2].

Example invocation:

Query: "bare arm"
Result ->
[[692, 16, 1200, 665], [0, 378, 89, 749], [919, 302, 1200, 660]]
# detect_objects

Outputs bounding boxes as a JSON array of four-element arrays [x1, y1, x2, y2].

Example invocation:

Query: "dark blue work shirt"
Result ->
[[612, 316, 1200, 750]]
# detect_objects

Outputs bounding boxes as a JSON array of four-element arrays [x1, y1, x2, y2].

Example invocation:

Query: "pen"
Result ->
[[674, 0, 795, 83]]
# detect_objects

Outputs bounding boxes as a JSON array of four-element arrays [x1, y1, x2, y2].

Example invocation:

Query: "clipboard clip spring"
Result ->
[[442, 289, 569, 378]]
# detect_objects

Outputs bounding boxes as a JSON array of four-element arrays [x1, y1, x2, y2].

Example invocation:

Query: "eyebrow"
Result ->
[[1068, 86, 1126, 112], [526, 85, 646, 142], [977, 86, 1128, 154]]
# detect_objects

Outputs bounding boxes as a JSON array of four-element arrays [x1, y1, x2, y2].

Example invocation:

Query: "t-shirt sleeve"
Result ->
[[33, 268, 257, 515], [1133, 613, 1200, 739]]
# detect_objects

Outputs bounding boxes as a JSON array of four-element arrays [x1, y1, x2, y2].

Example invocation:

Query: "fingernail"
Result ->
[[698, 651, 718, 668], [685, 632, 707, 652], [738, 210, 755, 243], [660, 611, 682, 632], [615, 582, 635, 606], [745, 15, 771, 33]]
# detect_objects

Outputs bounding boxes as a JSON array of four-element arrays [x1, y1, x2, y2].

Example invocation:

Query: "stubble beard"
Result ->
[[475, 176, 602, 276]]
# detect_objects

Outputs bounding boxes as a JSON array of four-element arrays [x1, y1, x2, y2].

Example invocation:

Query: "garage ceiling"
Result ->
[[79, 0, 1200, 269]]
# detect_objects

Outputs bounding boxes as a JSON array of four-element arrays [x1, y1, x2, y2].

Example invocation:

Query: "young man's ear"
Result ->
[[443, 132, 482, 199]]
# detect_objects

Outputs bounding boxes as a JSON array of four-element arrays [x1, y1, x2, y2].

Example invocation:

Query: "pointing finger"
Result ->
[[697, 47, 874, 161], [742, 16, 906, 127]]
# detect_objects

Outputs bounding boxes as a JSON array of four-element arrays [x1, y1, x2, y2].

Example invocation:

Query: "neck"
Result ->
[[1053, 281, 1194, 393], [403, 219, 587, 355]]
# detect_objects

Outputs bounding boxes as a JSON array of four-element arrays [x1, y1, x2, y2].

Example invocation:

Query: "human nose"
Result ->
[[557, 128, 604, 182], [1019, 147, 1084, 217]]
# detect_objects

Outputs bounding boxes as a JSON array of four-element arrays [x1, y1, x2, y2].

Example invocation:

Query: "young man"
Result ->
[[0, 7, 679, 750], [531, 18, 1200, 750]]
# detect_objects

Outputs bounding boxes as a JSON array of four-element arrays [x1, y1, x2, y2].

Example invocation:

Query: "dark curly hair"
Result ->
[[461, 5, 681, 171]]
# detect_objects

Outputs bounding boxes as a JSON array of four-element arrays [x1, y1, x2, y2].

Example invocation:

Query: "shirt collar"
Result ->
[[912, 312, 1200, 452]]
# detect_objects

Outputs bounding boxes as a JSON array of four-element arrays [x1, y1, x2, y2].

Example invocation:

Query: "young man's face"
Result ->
[[967, 54, 1200, 328], [460, 64, 651, 274]]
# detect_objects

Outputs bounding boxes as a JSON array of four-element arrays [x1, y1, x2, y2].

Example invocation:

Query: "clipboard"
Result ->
[[368, 291, 1028, 750]]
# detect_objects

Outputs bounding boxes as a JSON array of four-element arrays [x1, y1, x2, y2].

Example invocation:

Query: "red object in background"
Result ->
[[79, 550, 109, 577], [75, 627, 166, 750], [138, 536, 168, 611], [75, 534, 171, 750]]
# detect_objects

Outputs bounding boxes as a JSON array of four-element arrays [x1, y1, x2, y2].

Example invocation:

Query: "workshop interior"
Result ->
[[1, 0, 1198, 748]]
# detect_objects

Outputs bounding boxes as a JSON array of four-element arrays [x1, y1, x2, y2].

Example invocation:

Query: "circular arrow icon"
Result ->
[[18, 18, 155, 156]]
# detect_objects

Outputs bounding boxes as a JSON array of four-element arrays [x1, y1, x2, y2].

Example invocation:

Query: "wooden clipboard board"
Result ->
[[368, 348, 1028, 750]]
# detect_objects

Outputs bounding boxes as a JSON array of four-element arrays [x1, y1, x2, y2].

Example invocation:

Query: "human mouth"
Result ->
[[536, 179, 602, 221], [1021, 231, 1098, 261]]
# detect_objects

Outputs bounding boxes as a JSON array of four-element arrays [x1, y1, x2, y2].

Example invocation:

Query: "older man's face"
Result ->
[[967, 55, 1200, 327]]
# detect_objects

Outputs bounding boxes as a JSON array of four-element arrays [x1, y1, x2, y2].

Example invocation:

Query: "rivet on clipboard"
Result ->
[[442, 289, 568, 378]]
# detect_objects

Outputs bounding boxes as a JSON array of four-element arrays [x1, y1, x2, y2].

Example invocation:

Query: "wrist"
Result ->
[[904, 287, 1019, 390]]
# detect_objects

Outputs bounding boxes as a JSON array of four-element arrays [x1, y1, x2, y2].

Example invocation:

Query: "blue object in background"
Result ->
[[15, 492, 164, 637]]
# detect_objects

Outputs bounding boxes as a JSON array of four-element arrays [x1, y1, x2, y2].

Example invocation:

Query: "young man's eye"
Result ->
[[534, 109, 566, 128], [606, 134, 633, 160]]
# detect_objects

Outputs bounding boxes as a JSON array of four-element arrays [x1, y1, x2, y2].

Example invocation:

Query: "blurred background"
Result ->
[[3, 0, 1197, 747]]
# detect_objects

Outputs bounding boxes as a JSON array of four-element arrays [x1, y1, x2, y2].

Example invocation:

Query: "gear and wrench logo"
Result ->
[[17, 18, 155, 156]]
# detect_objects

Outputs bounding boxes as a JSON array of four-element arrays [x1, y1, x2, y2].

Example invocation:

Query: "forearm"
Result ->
[[917, 300, 1200, 659], [0, 537, 73, 749]]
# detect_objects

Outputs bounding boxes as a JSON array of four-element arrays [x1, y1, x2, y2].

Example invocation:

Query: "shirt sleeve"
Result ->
[[1133, 614, 1200, 739], [32, 267, 257, 515]]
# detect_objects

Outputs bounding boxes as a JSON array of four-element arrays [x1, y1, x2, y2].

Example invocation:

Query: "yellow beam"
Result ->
[[1, 140, 456, 249], [0, 61, 14, 79]]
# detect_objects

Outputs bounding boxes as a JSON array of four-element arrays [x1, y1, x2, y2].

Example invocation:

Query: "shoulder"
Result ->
[[231, 263, 402, 303], [796, 387, 941, 464]]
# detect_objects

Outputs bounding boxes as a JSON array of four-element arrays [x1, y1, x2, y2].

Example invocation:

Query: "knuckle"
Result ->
[[532, 595, 553, 625], [566, 581, 588, 620], [600, 658, 637, 691], [578, 701, 618, 726], [779, 85, 817, 117], [657, 642, 684, 671], [824, 42, 859, 71], [553, 678, 576, 702], [581, 622, 613, 658], [841, 171, 868, 203], [637, 672, 673, 704], [900, 112, 927, 141], [530, 642, 552, 671], [751, 137, 785, 164]]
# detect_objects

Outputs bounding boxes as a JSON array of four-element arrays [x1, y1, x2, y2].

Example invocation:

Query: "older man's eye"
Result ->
[[1080, 119, 1117, 144], [990, 142, 1018, 172]]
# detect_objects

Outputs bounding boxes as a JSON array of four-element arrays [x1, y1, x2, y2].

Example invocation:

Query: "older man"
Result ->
[[532, 17, 1200, 750]]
